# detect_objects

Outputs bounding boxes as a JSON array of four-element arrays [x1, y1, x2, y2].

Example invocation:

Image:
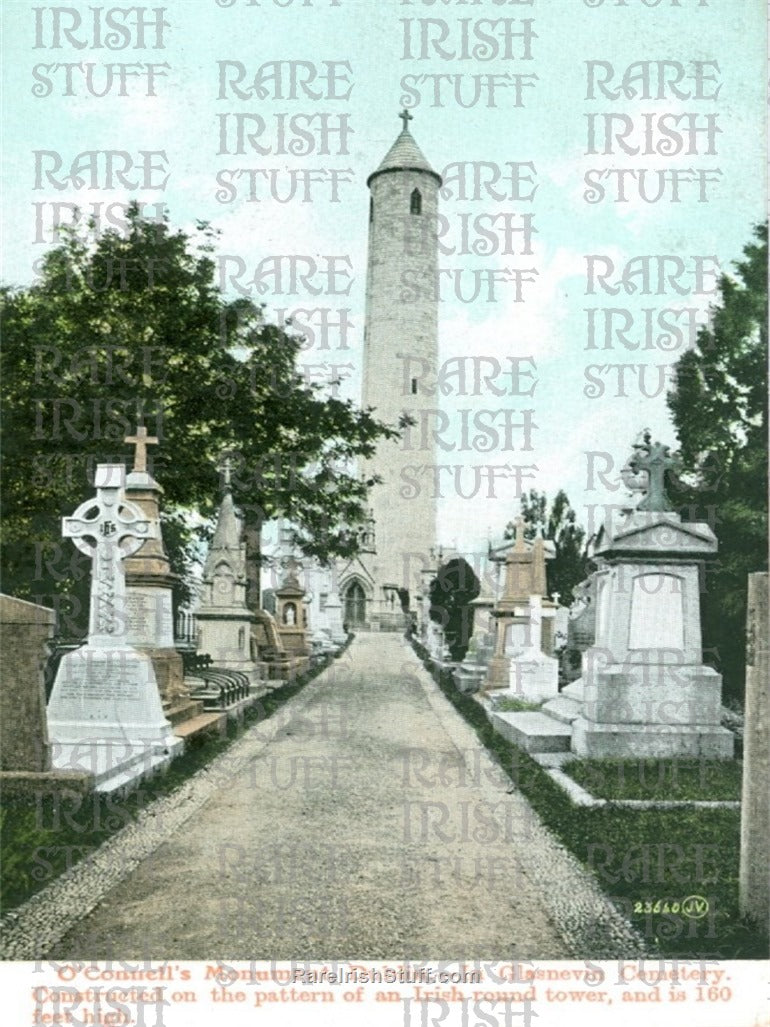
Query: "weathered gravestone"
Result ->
[[195, 458, 262, 683], [323, 592, 347, 647], [485, 519, 558, 700], [494, 437, 735, 758], [275, 559, 310, 671], [739, 572, 769, 933], [47, 464, 182, 790], [0, 596, 92, 797], [0, 595, 54, 773], [122, 426, 188, 707], [571, 439, 733, 758]]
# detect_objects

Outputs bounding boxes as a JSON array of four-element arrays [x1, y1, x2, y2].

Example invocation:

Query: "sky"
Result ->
[[2, 0, 765, 558]]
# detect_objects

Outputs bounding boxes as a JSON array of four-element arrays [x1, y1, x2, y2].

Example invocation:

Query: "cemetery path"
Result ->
[[43, 634, 629, 960]]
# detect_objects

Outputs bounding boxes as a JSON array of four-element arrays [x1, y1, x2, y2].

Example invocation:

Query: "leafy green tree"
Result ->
[[428, 557, 481, 662], [667, 223, 768, 701], [1, 204, 400, 634], [504, 489, 588, 603]]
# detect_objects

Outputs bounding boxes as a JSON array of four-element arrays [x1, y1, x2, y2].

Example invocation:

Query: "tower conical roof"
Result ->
[[367, 111, 442, 187]]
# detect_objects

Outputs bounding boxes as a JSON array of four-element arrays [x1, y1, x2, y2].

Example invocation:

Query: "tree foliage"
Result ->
[[1, 205, 400, 632], [667, 222, 768, 700], [504, 489, 589, 603], [428, 557, 481, 662]]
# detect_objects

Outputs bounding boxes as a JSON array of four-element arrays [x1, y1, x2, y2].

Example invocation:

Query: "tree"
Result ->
[[504, 489, 589, 603], [667, 222, 768, 701], [1, 204, 401, 633], [428, 557, 481, 662]]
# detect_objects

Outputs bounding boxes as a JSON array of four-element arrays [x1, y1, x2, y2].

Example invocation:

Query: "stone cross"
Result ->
[[218, 454, 234, 491], [125, 425, 158, 475], [63, 464, 155, 645], [629, 440, 682, 512], [399, 108, 413, 130]]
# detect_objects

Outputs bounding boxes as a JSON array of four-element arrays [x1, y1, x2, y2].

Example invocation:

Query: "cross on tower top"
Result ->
[[399, 108, 413, 130], [125, 425, 158, 475], [629, 439, 682, 512]]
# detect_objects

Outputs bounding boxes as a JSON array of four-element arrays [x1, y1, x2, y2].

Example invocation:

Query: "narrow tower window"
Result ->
[[411, 377, 418, 395], [369, 197, 374, 223], [410, 188, 422, 215]]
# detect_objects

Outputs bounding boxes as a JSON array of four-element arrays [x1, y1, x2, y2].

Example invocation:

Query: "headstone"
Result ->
[[47, 464, 182, 790], [739, 572, 769, 932], [426, 619, 443, 660], [506, 594, 559, 702], [323, 593, 347, 646], [275, 559, 310, 664], [0, 595, 93, 798], [571, 438, 733, 759], [484, 520, 556, 693], [195, 458, 262, 685], [253, 608, 292, 679], [455, 591, 496, 693], [562, 574, 597, 683], [0, 595, 55, 772], [122, 426, 187, 705]]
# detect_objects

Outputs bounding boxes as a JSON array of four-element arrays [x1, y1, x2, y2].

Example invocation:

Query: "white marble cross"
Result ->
[[62, 464, 155, 645]]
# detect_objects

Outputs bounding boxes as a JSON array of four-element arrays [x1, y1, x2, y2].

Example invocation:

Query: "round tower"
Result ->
[[359, 111, 441, 630]]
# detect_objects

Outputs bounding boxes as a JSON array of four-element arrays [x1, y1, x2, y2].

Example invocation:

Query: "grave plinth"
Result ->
[[571, 509, 733, 758], [195, 464, 264, 685], [324, 595, 347, 646], [276, 563, 310, 666], [0, 595, 54, 772], [485, 521, 553, 692], [506, 595, 559, 702], [123, 436, 187, 707], [47, 464, 182, 791]]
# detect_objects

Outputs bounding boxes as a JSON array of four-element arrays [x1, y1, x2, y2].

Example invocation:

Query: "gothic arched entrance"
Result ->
[[343, 580, 367, 628]]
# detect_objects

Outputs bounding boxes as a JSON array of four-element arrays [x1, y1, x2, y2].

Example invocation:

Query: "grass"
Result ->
[[411, 636, 767, 960], [493, 696, 543, 713], [563, 757, 743, 802], [0, 644, 350, 914]]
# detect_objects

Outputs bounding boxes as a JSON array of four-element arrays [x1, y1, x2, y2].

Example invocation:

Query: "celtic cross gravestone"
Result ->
[[47, 464, 181, 789]]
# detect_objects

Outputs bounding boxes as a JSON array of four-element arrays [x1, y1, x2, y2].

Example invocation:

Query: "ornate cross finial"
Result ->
[[218, 454, 234, 492], [629, 438, 682, 512], [125, 425, 158, 475], [399, 108, 413, 130]]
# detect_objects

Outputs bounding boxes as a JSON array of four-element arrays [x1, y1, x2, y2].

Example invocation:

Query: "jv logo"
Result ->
[[681, 895, 710, 919]]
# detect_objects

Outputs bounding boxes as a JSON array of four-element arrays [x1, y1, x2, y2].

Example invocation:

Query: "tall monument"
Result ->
[[340, 111, 441, 631]]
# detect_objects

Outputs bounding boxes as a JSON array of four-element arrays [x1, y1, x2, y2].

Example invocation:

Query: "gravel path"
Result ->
[[3, 634, 646, 961]]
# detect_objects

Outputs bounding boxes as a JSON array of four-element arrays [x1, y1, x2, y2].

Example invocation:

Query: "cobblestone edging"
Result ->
[[0, 684, 322, 961]]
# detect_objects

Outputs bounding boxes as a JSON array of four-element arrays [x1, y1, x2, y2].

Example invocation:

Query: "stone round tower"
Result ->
[[356, 110, 441, 630]]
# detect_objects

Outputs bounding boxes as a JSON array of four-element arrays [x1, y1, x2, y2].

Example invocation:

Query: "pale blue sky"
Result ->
[[2, 0, 765, 553]]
